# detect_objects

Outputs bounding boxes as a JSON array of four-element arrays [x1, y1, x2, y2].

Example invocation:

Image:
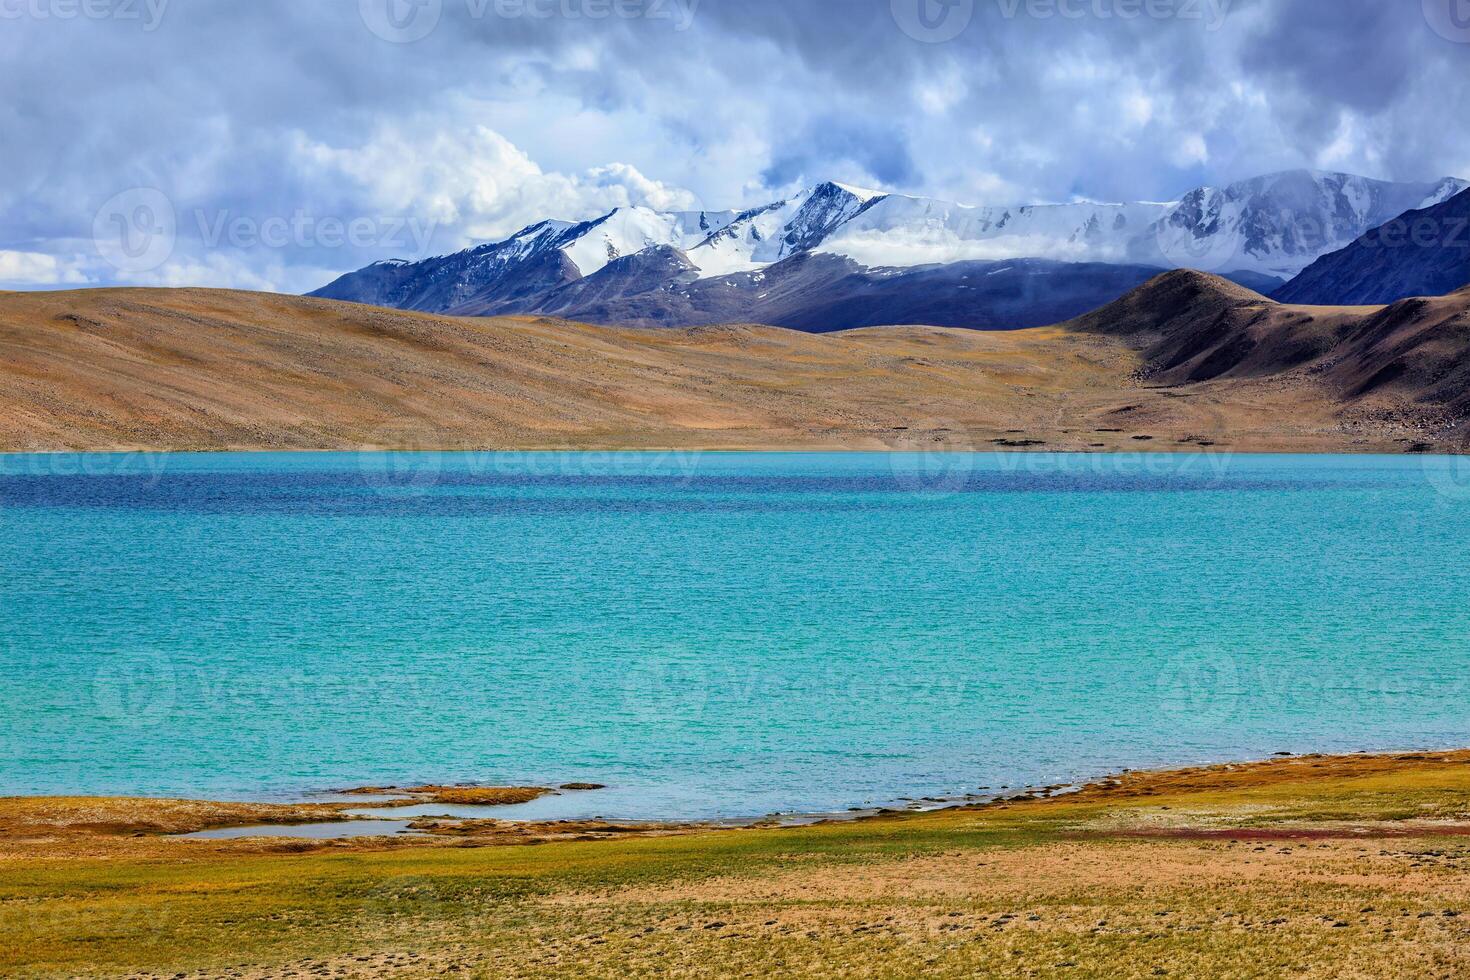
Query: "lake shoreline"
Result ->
[[7, 747, 1469, 850], [12, 748, 1470, 977], [3, 444, 1465, 457]]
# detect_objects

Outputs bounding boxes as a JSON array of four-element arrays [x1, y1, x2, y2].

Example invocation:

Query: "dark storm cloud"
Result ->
[[1240, 0, 1426, 114], [0, 0, 1466, 289]]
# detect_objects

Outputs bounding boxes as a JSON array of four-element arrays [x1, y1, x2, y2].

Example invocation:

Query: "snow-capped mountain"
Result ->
[[561, 206, 739, 277], [310, 171, 1468, 329], [818, 196, 1173, 268], [1141, 171, 1469, 280], [688, 181, 888, 277], [305, 205, 736, 314], [816, 171, 1468, 280], [311, 181, 886, 314]]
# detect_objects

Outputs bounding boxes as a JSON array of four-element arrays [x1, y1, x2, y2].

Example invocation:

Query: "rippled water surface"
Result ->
[[4, 451, 1470, 819]]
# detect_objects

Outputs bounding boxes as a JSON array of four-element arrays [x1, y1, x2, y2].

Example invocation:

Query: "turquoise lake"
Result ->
[[4, 451, 1470, 820]]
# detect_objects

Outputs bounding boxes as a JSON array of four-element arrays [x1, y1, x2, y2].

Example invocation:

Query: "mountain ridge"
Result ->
[[1274, 188, 1470, 305], [312, 171, 1466, 330]]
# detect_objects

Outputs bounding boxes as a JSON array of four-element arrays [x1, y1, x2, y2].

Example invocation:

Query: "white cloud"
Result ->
[[1316, 116, 1368, 173], [583, 163, 702, 213], [124, 254, 298, 294], [915, 66, 968, 116], [1171, 134, 1210, 169], [1123, 93, 1154, 129], [290, 123, 703, 249], [820, 230, 1117, 268], [0, 251, 87, 286]]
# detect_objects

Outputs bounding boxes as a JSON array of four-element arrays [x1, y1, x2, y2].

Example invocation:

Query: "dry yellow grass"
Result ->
[[396, 787, 551, 806], [7, 752, 1470, 978], [338, 786, 554, 807], [0, 287, 1435, 454], [0, 796, 356, 840]]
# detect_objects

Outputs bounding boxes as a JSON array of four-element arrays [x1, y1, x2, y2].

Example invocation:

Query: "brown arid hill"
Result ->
[[0, 274, 1467, 454], [1066, 270, 1470, 436]]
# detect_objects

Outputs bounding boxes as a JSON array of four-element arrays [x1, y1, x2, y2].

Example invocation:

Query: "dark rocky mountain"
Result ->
[[1274, 189, 1470, 306], [1071, 270, 1470, 422], [526, 251, 1169, 331], [394, 243, 1177, 331], [307, 220, 585, 314], [1213, 270, 1288, 295]]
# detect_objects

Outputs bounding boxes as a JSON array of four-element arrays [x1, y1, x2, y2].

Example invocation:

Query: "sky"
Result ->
[[3, 0, 1469, 292]]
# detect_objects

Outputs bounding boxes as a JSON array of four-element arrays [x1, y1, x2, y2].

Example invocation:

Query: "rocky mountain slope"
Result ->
[[1274, 188, 1470, 305]]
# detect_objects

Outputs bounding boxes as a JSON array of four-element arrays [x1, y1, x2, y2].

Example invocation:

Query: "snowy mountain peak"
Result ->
[[312, 169, 1470, 317], [1424, 177, 1470, 207], [1147, 170, 1470, 278], [556, 205, 737, 276], [684, 181, 890, 278], [826, 181, 886, 202]]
